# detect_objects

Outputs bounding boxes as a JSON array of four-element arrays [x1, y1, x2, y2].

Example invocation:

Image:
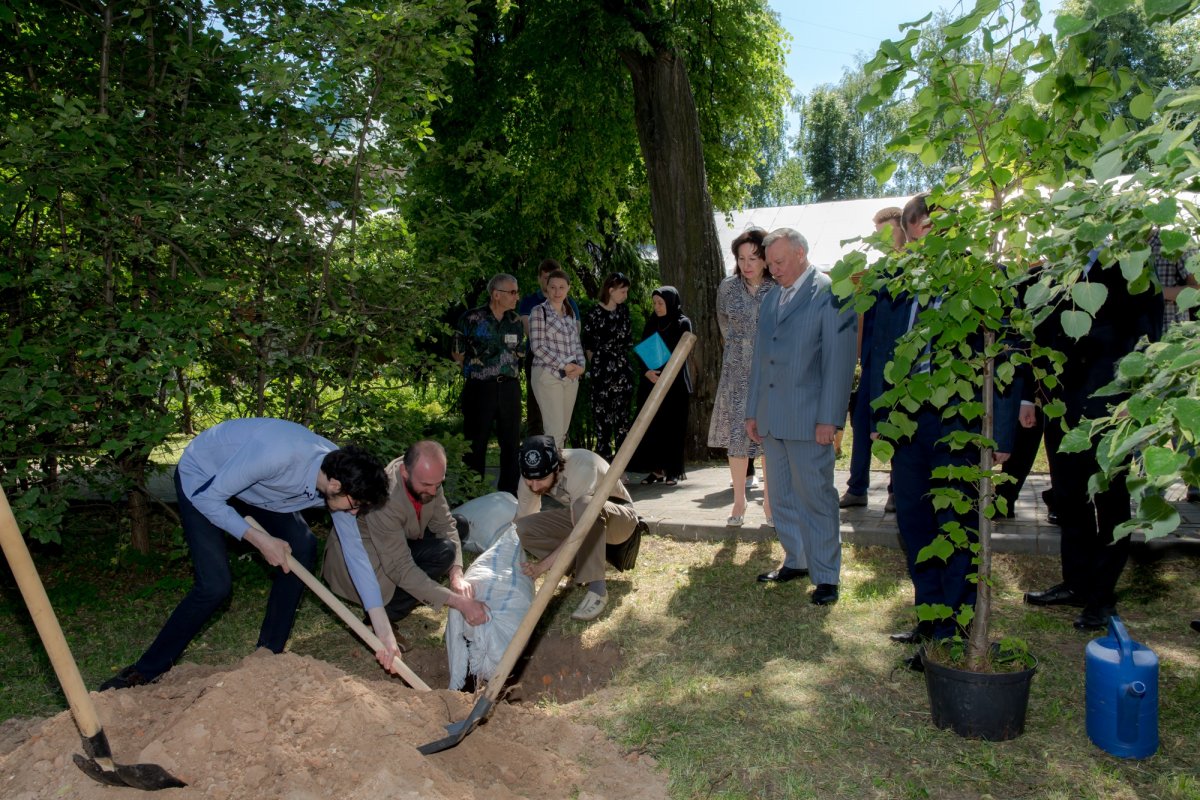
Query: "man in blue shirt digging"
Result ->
[[100, 418, 395, 690]]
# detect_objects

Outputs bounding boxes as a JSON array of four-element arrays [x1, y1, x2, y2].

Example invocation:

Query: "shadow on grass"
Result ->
[[583, 536, 1200, 800]]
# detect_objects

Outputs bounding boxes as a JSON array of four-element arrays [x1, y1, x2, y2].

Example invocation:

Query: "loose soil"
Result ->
[[0, 644, 665, 799]]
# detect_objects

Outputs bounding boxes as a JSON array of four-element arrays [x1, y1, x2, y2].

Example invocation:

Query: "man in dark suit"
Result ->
[[745, 228, 858, 604], [866, 194, 1020, 659], [1023, 251, 1162, 630]]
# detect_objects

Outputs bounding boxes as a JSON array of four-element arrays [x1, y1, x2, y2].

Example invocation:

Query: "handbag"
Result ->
[[606, 517, 646, 572], [633, 332, 671, 370]]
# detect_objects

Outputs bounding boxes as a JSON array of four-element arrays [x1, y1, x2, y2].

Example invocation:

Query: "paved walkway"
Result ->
[[624, 466, 1200, 557], [139, 464, 1200, 556]]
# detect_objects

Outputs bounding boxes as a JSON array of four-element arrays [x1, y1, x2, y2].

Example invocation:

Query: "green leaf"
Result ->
[[871, 438, 895, 462], [1144, 197, 1177, 225], [871, 160, 898, 185], [1059, 424, 1094, 453], [1092, 0, 1135, 21], [1023, 281, 1051, 309], [1054, 13, 1093, 37], [1061, 309, 1093, 339], [1129, 92, 1155, 120], [1143, 446, 1186, 477], [1144, 0, 1193, 23], [1132, 494, 1181, 540], [1159, 229, 1189, 253], [1090, 149, 1125, 182], [1175, 397, 1200, 435], [1177, 287, 1199, 311], [1126, 394, 1161, 423], [918, 537, 955, 563], [1070, 282, 1108, 315], [1117, 351, 1151, 380]]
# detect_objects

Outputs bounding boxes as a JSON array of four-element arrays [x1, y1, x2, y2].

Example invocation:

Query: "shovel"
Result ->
[[0, 487, 186, 790], [418, 330, 696, 754], [243, 516, 431, 691]]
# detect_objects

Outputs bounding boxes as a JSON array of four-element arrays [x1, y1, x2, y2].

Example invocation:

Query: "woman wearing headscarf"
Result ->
[[629, 286, 692, 485]]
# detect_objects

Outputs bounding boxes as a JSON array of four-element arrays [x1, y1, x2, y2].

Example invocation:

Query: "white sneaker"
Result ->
[[746, 475, 759, 489], [571, 591, 608, 621]]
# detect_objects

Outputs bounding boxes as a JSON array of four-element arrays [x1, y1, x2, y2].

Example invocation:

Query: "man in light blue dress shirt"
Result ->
[[100, 418, 396, 690]]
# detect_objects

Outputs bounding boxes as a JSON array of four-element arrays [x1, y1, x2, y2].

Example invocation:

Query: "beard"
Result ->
[[405, 477, 436, 505], [530, 471, 559, 495]]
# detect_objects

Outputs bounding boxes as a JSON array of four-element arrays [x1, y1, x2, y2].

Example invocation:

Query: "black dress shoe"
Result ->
[[1191, 619, 1200, 634], [811, 583, 839, 605], [1024, 583, 1084, 607], [757, 565, 809, 583], [1074, 605, 1116, 632]]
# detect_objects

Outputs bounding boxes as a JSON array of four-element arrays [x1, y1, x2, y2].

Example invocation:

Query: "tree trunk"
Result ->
[[620, 47, 723, 461], [121, 457, 151, 555]]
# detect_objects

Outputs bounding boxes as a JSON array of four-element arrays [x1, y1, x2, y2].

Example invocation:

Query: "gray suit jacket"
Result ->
[[745, 269, 858, 441]]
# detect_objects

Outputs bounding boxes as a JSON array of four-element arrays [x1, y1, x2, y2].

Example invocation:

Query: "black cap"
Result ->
[[519, 435, 561, 479]]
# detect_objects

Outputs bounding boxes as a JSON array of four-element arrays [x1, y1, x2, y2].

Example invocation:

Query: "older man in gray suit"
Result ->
[[745, 228, 857, 604]]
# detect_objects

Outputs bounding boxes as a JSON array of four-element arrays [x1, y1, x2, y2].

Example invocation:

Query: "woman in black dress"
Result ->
[[581, 272, 634, 461], [630, 286, 692, 485]]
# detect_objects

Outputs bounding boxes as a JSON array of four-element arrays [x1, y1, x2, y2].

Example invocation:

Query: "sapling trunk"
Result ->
[[967, 331, 996, 670]]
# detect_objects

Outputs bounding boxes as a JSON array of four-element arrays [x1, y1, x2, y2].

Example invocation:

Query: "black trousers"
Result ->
[[383, 536, 457, 621], [461, 377, 521, 496], [1044, 422, 1131, 611], [997, 404, 1045, 513]]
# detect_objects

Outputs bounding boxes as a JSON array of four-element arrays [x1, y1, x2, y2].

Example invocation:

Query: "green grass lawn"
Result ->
[[2, 507, 1197, 799]]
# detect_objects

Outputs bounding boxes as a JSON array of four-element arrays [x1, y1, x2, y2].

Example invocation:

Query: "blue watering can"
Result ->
[[1085, 615, 1158, 759]]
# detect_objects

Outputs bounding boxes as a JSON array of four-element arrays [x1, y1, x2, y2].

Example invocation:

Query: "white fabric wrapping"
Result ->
[[445, 526, 534, 690], [453, 491, 519, 554]]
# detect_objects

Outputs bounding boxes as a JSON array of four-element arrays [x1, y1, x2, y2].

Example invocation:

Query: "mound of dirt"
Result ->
[[0, 651, 666, 799]]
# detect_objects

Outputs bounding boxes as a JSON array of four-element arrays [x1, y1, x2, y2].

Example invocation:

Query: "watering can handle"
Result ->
[[1109, 614, 1133, 663]]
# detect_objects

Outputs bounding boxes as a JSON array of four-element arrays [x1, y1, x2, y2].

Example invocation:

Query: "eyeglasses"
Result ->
[[495, 288, 519, 296]]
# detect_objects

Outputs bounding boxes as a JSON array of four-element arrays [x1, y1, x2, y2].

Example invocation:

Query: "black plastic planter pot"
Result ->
[[922, 649, 1038, 741]]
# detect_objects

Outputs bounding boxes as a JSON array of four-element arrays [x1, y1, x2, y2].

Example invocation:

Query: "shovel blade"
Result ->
[[73, 753, 187, 791], [417, 696, 494, 755], [73, 753, 187, 790]]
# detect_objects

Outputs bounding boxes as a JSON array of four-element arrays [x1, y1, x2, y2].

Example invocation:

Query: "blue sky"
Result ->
[[769, 0, 1064, 97]]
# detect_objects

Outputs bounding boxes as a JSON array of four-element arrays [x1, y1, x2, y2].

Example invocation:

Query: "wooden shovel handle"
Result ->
[[0, 487, 103, 738], [243, 516, 431, 691], [481, 330, 696, 705]]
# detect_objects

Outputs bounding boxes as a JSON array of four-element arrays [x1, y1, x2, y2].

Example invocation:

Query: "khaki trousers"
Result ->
[[516, 497, 638, 584]]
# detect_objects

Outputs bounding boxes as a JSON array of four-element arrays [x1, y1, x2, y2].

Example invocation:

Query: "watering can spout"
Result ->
[[1117, 681, 1147, 744]]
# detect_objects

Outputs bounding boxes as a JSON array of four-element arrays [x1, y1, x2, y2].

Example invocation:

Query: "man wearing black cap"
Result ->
[[514, 435, 642, 621]]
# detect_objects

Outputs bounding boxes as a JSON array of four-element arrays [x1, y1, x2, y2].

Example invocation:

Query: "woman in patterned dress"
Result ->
[[581, 273, 634, 461], [707, 228, 774, 526]]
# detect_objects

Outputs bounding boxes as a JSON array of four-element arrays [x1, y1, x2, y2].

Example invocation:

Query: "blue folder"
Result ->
[[633, 332, 671, 370]]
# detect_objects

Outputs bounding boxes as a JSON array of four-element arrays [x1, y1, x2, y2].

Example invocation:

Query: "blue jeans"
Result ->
[[135, 470, 317, 680]]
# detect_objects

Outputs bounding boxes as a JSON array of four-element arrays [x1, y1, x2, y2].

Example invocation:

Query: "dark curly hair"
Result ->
[[321, 445, 388, 512]]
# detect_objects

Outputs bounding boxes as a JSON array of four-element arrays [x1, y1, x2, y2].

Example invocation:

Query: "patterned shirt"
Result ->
[[1151, 230, 1196, 327], [529, 301, 586, 375], [453, 305, 525, 380]]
